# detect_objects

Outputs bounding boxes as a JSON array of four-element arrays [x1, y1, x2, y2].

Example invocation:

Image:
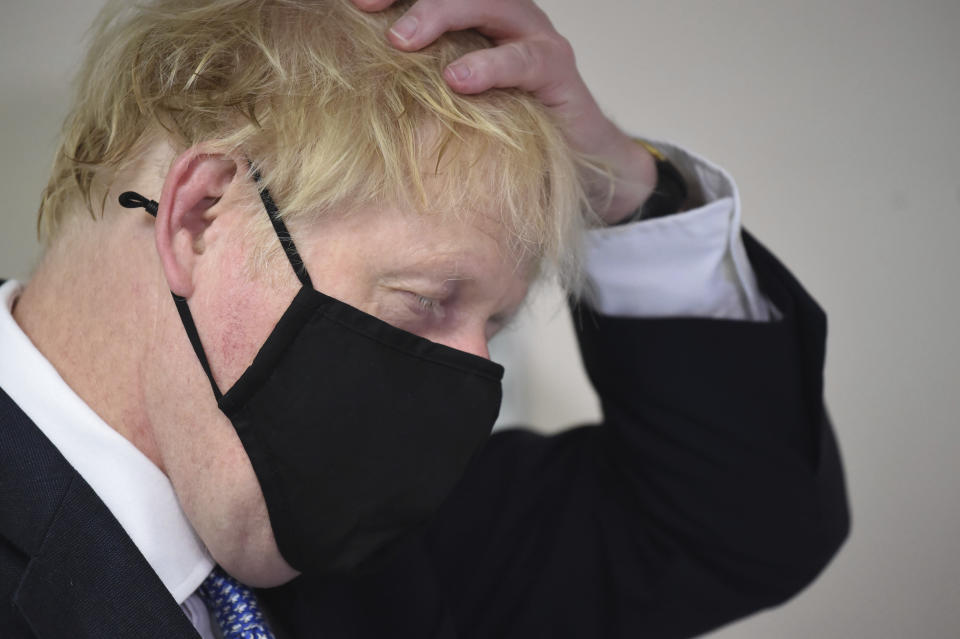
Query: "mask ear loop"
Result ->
[[118, 170, 314, 405], [250, 170, 313, 290], [119, 190, 225, 402]]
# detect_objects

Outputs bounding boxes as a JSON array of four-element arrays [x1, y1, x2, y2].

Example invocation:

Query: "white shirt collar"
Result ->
[[0, 280, 214, 603]]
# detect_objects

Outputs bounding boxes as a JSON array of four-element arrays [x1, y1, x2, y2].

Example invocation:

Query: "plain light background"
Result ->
[[1, 1, 958, 637]]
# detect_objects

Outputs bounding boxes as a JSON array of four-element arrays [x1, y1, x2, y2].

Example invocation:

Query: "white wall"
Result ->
[[2, 1, 959, 637]]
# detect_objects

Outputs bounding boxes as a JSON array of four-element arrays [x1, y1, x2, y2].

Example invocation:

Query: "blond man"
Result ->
[[0, 0, 848, 637]]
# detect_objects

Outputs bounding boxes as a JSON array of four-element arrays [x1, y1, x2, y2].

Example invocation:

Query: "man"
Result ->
[[0, 0, 849, 637]]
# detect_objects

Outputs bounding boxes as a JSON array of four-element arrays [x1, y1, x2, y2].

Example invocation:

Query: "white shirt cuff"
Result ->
[[582, 139, 776, 322]]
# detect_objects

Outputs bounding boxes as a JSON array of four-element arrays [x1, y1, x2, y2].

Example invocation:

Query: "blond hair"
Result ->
[[39, 0, 605, 288]]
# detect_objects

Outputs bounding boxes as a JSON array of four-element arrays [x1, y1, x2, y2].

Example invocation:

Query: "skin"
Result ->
[[12, 0, 657, 586], [355, 0, 658, 223]]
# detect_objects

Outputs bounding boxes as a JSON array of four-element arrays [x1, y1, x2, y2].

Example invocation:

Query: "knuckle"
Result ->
[[528, 4, 554, 29], [506, 40, 538, 71], [548, 34, 576, 65]]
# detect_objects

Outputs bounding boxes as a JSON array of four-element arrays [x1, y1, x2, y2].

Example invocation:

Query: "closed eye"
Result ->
[[415, 294, 440, 313], [400, 290, 447, 322]]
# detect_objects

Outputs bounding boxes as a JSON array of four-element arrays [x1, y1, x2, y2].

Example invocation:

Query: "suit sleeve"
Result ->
[[423, 231, 850, 639]]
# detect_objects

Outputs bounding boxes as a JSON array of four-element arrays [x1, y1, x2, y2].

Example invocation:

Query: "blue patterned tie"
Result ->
[[197, 566, 277, 639]]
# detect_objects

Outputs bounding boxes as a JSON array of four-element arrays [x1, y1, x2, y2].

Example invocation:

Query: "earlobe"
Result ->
[[154, 150, 238, 297]]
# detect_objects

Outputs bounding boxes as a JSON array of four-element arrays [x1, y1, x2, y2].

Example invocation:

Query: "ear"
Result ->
[[154, 149, 239, 297]]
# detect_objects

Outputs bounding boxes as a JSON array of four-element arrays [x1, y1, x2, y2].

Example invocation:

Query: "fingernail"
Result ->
[[390, 16, 418, 42], [446, 63, 471, 82]]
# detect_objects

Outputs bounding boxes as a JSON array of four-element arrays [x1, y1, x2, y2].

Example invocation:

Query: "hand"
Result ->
[[350, 0, 657, 224]]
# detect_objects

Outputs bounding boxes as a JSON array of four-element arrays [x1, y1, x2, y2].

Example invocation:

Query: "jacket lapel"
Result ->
[[0, 388, 199, 639]]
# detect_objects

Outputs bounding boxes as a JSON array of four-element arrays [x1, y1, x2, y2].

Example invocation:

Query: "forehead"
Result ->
[[296, 195, 536, 298], [255, 112, 564, 295]]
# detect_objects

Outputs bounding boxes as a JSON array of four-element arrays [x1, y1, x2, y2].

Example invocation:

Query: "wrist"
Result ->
[[589, 128, 658, 225]]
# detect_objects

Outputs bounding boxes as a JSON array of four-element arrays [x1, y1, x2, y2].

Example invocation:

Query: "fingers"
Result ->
[[350, 0, 574, 101], [384, 0, 551, 51], [443, 36, 574, 97]]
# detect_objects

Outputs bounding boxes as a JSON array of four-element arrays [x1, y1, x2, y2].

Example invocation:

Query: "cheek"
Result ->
[[194, 249, 298, 392], [157, 396, 281, 569], [145, 311, 295, 584], [143, 318, 260, 527], [169, 417, 263, 530], [307, 242, 378, 301]]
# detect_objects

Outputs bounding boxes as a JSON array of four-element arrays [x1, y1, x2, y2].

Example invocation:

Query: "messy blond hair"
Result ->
[[39, 0, 604, 288]]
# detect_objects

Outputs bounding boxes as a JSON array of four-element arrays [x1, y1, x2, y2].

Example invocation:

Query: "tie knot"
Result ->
[[197, 566, 276, 639]]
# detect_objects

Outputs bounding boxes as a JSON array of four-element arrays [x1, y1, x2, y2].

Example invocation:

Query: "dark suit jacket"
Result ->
[[0, 232, 849, 638]]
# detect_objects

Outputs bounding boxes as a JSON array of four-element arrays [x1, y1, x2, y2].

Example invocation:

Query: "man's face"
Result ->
[[298, 201, 532, 360], [145, 173, 532, 586]]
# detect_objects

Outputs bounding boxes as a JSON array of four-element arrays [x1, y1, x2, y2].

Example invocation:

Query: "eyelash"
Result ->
[[406, 292, 446, 321], [416, 295, 438, 311]]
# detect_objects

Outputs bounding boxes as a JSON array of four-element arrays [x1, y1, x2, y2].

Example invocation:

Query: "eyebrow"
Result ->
[[386, 252, 486, 286]]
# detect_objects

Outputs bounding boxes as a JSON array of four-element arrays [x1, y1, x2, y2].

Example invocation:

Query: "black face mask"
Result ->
[[119, 175, 503, 575]]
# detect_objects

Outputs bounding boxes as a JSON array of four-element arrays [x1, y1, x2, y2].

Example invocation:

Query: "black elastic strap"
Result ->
[[118, 171, 313, 404], [118, 191, 158, 217], [118, 178, 312, 289], [251, 171, 313, 289], [173, 293, 224, 403], [118, 190, 223, 398]]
